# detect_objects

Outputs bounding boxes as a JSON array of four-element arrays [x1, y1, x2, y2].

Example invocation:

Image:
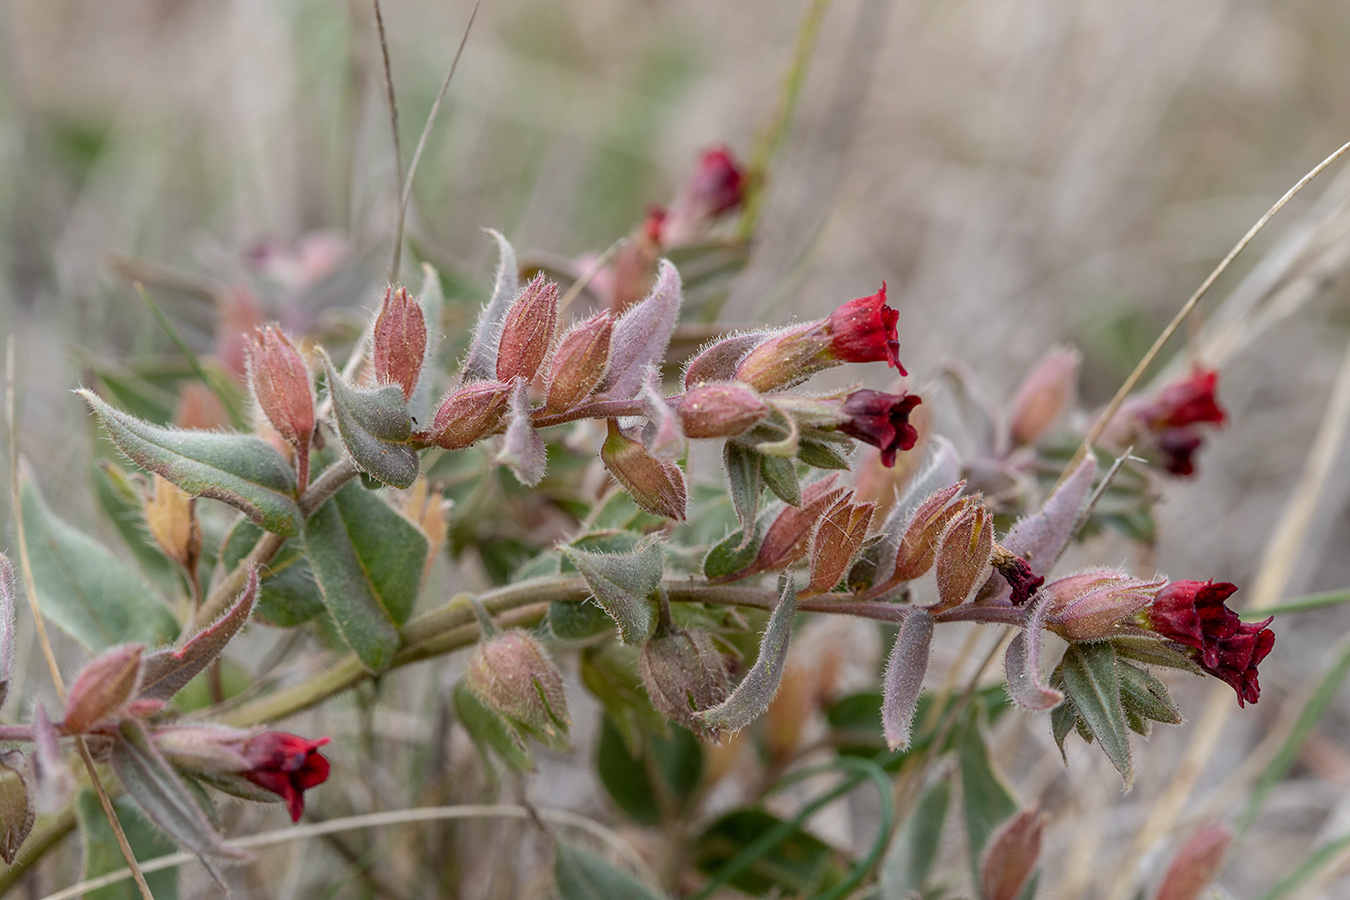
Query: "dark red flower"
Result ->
[[1156, 426, 1204, 476], [686, 146, 746, 219], [241, 732, 332, 822], [1148, 581, 1274, 706], [838, 390, 922, 467], [1146, 368, 1226, 429], [995, 554, 1044, 606], [826, 283, 906, 374]]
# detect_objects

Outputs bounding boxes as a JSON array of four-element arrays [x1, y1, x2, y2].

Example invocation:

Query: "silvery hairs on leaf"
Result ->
[[0, 554, 14, 709], [694, 576, 796, 736], [496, 378, 547, 486], [461, 228, 519, 383], [321, 351, 419, 489], [139, 567, 260, 702], [601, 259, 682, 400], [559, 541, 662, 644], [1004, 595, 1064, 712], [883, 607, 934, 750]]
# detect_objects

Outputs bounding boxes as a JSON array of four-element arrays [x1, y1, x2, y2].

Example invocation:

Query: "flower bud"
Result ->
[[0, 750, 33, 865], [892, 484, 968, 582], [836, 389, 922, 467], [246, 325, 315, 449], [660, 145, 747, 245], [544, 312, 613, 412], [1008, 345, 1080, 448], [749, 477, 845, 574], [1042, 569, 1165, 642], [601, 419, 688, 521], [1146, 580, 1274, 707], [677, 383, 770, 439], [144, 474, 202, 574], [808, 494, 874, 595], [931, 503, 993, 612], [61, 644, 144, 734], [372, 285, 427, 401], [238, 732, 332, 822], [431, 381, 512, 450], [465, 630, 571, 750], [1154, 821, 1232, 900], [496, 274, 559, 382], [639, 626, 731, 740], [979, 809, 1045, 900], [684, 333, 761, 389]]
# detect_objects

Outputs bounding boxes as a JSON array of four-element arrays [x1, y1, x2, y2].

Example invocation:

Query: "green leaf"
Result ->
[[555, 841, 668, 900], [560, 542, 661, 644], [549, 599, 616, 642], [1117, 662, 1183, 726], [76, 791, 179, 900], [693, 578, 796, 735], [958, 710, 1018, 880], [219, 520, 325, 627], [796, 438, 850, 471], [1059, 642, 1133, 788], [694, 809, 843, 897], [19, 473, 178, 651], [453, 680, 533, 772], [321, 354, 419, 489], [723, 442, 762, 536], [79, 390, 301, 537], [881, 777, 950, 900], [304, 481, 428, 672], [702, 524, 763, 580], [759, 454, 801, 507], [580, 643, 669, 754], [596, 715, 703, 825]]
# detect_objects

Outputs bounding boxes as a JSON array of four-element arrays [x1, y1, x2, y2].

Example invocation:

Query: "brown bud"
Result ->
[[544, 312, 612, 412], [496, 274, 559, 382], [1154, 821, 1232, 900], [246, 326, 315, 448], [751, 477, 845, 573], [677, 383, 771, 439], [0, 750, 33, 865], [1008, 345, 1080, 448], [601, 419, 687, 521], [144, 474, 202, 575], [932, 503, 994, 611], [639, 626, 730, 740], [372, 286, 428, 401], [980, 809, 1045, 900], [892, 484, 968, 583], [61, 644, 144, 734], [808, 494, 874, 595], [431, 381, 512, 449], [465, 630, 570, 750]]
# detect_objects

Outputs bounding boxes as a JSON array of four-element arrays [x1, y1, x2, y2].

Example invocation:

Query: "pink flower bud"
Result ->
[[371, 285, 427, 401], [980, 809, 1045, 900], [601, 420, 688, 521], [1042, 569, 1165, 642], [837, 389, 922, 467], [465, 630, 571, 748], [684, 333, 762, 389], [431, 381, 512, 450], [1147, 581, 1274, 707], [677, 383, 771, 439], [639, 626, 731, 740], [892, 484, 968, 582], [660, 145, 747, 245], [246, 326, 315, 449], [749, 477, 846, 574], [1008, 345, 1080, 448], [1154, 821, 1232, 900], [496, 274, 559, 382], [544, 312, 613, 412], [807, 494, 874, 595], [61, 644, 144, 734]]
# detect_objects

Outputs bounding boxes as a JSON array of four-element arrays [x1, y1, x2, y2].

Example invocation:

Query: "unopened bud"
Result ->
[[677, 383, 770, 439], [979, 809, 1045, 900], [0, 750, 33, 865], [545, 312, 612, 412], [808, 494, 874, 595], [1008, 345, 1080, 448], [661, 145, 747, 245], [932, 504, 994, 612], [246, 326, 315, 448], [153, 724, 255, 773], [1042, 569, 1165, 642], [639, 626, 730, 740], [62, 644, 144, 734], [892, 484, 967, 582], [465, 630, 571, 750], [496, 274, 559, 382], [684, 333, 762, 389], [749, 477, 845, 574], [372, 286, 428, 401], [734, 323, 829, 392], [601, 419, 687, 521], [431, 381, 512, 450], [1154, 821, 1232, 900], [144, 474, 202, 574]]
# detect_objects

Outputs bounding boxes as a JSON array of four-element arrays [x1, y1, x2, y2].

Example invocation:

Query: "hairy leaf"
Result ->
[[1060, 642, 1133, 788], [1004, 597, 1064, 711], [139, 568, 259, 702], [219, 520, 324, 627], [694, 578, 796, 735], [722, 443, 762, 539], [79, 390, 301, 536], [496, 379, 547, 486], [322, 354, 418, 489], [882, 609, 934, 750], [759, 454, 801, 507], [603, 260, 682, 400], [462, 229, 520, 383], [560, 542, 661, 644]]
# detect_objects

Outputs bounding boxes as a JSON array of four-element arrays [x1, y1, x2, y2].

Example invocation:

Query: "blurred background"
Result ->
[[5, 0, 1350, 897]]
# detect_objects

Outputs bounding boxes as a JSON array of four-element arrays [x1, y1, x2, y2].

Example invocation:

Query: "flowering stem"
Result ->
[[531, 398, 649, 429], [0, 724, 31, 742]]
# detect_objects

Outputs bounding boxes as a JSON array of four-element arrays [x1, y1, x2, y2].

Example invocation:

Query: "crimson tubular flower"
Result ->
[[838, 389, 922, 467], [240, 732, 332, 822], [1138, 368, 1227, 476], [826, 284, 905, 373], [1147, 581, 1274, 707]]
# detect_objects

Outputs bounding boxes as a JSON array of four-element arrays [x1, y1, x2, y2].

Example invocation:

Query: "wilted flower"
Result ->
[[601, 420, 688, 520], [1146, 581, 1273, 706], [836, 389, 922, 467], [640, 626, 731, 740], [991, 546, 1044, 606], [465, 630, 571, 749]]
